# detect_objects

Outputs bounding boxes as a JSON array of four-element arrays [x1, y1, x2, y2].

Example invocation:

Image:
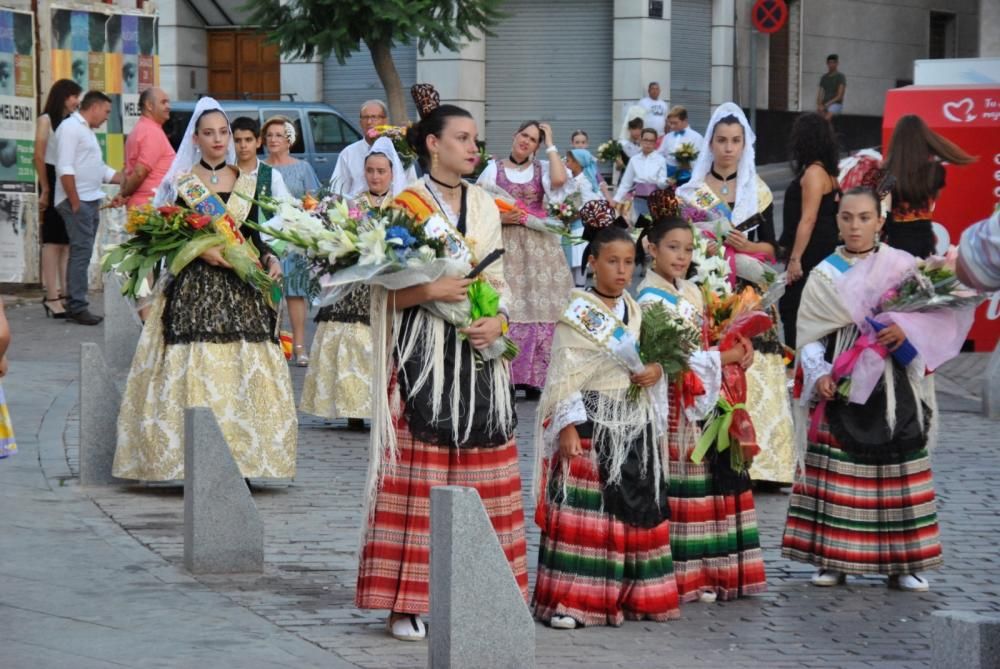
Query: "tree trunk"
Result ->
[[366, 38, 409, 125]]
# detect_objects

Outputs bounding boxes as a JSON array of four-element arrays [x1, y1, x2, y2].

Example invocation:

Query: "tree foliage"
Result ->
[[242, 0, 505, 65]]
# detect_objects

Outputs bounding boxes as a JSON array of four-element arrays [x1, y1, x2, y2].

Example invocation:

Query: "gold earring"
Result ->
[[431, 152, 439, 171]]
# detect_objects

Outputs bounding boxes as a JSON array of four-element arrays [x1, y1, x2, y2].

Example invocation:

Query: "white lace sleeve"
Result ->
[[686, 350, 722, 421], [543, 392, 588, 446], [800, 341, 832, 406]]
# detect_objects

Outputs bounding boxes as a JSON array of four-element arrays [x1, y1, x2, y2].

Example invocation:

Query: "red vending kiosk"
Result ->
[[883, 84, 1000, 351]]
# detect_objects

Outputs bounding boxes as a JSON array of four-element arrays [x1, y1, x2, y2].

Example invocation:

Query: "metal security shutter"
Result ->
[[323, 44, 418, 122], [484, 0, 613, 156], [670, 0, 713, 133]]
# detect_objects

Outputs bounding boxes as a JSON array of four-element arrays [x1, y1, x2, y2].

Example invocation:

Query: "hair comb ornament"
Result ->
[[580, 199, 617, 230], [647, 187, 680, 219], [410, 83, 441, 119]]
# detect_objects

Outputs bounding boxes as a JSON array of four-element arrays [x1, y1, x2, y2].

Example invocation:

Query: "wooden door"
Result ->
[[208, 31, 280, 99]]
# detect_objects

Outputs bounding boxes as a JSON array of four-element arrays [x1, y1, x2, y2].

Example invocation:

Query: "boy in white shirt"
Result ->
[[658, 105, 704, 185], [612, 128, 667, 220]]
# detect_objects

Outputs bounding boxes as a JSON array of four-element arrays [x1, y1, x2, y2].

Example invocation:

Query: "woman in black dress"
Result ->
[[778, 112, 841, 350]]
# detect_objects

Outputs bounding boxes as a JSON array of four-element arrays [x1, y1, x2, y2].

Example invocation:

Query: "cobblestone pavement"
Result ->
[[60, 353, 1000, 669]]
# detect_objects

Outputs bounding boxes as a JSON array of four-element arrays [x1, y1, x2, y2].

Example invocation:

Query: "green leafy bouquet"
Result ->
[[628, 302, 702, 401]]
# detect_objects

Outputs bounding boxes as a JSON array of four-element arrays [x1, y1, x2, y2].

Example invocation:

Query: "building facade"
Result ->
[[157, 0, 987, 154]]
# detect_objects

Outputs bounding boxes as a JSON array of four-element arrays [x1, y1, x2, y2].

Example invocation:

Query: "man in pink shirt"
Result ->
[[114, 87, 174, 208]]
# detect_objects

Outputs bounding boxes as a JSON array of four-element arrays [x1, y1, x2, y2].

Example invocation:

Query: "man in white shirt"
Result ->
[[328, 99, 416, 196], [55, 91, 122, 325], [658, 105, 704, 184], [612, 128, 667, 219], [637, 82, 668, 137]]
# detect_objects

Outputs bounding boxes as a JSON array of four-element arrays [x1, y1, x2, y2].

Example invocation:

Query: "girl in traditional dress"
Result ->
[[882, 114, 975, 259], [677, 102, 795, 487], [355, 92, 527, 641], [532, 208, 679, 629], [0, 296, 15, 459], [476, 120, 573, 394], [112, 99, 297, 482], [782, 188, 945, 591], [559, 149, 604, 286], [636, 216, 764, 602], [300, 138, 406, 429], [262, 115, 322, 366]]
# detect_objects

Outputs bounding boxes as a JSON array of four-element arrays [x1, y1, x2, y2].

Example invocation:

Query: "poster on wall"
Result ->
[[0, 9, 36, 282], [51, 7, 159, 170]]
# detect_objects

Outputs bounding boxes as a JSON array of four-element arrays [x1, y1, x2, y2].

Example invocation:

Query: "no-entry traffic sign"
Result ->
[[751, 0, 788, 34]]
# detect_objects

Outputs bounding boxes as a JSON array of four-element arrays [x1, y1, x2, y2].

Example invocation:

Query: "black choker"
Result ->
[[508, 154, 530, 166], [590, 287, 623, 300], [428, 173, 463, 190], [843, 245, 877, 256], [368, 190, 389, 198], [199, 159, 227, 185], [710, 167, 737, 182]]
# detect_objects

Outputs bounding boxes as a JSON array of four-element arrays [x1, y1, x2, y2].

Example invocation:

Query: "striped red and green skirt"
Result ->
[[532, 441, 681, 627], [355, 417, 529, 614], [781, 415, 943, 575], [667, 404, 767, 602]]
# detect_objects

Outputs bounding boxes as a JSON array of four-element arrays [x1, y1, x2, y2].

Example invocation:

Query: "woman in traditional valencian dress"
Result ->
[[635, 215, 765, 602], [533, 216, 679, 629], [300, 138, 407, 429], [355, 90, 527, 641], [476, 120, 573, 394], [677, 102, 795, 487], [782, 188, 948, 592], [112, 99, 297, 482]]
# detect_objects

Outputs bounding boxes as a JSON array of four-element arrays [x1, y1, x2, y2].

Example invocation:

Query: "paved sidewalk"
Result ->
[[2, 295, 999, 669]]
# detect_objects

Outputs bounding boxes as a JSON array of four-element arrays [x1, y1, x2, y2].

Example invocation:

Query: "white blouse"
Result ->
[[476, 159, 557, 198], [614, 151, 668, 201]]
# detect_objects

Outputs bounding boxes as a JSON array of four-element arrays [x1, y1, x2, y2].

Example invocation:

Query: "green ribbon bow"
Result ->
[[691, 398, 746, 464]]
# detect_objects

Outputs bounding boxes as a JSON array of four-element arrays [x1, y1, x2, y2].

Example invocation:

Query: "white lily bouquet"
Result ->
[[244, 193, 518, 361]]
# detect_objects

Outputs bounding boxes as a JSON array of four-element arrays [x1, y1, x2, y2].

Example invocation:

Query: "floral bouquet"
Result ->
[[102, 204, 280, 306], [482, 183, 579, 241], [831, 247, 983, 405], [690, 216, 733, 298], [628, 301, 702, 401], [671, 141, 698, 169], [366, 124, 418, 169], [596, 139, 623, 163], [691, 285, 773, 471], [545, 192, 582, 225], [246, 194, 519, 361], [470, 140, 491, 181]]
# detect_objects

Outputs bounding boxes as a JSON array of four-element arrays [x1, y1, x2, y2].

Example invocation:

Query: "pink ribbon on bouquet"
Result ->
[[807, 334, 888, 443], [722, 245, 774, 289]]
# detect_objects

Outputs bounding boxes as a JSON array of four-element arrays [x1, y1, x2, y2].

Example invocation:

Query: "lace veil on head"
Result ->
[[154, 97, 236, 206]]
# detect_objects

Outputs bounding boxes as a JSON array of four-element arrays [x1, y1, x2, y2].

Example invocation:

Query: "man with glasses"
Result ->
[[328, 100, 415, 196]]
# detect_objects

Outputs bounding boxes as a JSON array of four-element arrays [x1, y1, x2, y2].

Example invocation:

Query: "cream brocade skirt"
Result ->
[[112, 293, 298, 481], [300, 321, 372, 420], [746, 351, 796, 484]]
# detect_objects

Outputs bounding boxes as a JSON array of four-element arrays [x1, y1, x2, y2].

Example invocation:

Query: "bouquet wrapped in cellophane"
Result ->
[[670, 141, 698, 168], [101, 204, 280, 306], [481, 183, 579, 241], [366, 124, 418, 169], [546, 192, 582, 225], [244, 193, 519, 361], [691, 285, 773, 472]]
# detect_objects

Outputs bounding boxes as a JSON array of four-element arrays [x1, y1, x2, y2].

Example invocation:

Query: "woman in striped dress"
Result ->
[[782, 188, 944, 591], [355, 95, 527, 641], [635, 216, 765, 602], [533, 220, 679, 629]]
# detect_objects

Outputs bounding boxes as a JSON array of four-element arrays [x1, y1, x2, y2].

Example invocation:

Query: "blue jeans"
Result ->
[[57, 199, 102, 314]]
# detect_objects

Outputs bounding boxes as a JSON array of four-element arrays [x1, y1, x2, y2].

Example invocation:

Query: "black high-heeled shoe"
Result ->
[[42, 298, 67, 319]]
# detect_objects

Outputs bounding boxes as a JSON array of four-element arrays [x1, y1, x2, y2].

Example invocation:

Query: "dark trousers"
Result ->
[[57, 199, 102, 314]]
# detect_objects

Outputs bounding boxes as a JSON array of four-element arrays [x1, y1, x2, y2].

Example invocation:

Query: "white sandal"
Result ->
[[387, 613, 426, 641], [811, 569, 847, 586], [890, 573, 929, 592], [550, 614, 578, 629]]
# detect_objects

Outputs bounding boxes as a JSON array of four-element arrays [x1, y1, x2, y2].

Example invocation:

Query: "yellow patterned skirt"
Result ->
[[112, 292, 298, 481], [746, 351, 795, 484], [300, 321, 372, 420]]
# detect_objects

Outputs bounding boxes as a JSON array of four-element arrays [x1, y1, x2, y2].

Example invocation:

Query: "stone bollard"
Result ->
[[429, 486, 535, 669], [932, 610, 1000, 669], [183, 407, 264, 574], [79, 343, 124, 486], [983, 341, 1000, 419], [102, 273, 143, 374]]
